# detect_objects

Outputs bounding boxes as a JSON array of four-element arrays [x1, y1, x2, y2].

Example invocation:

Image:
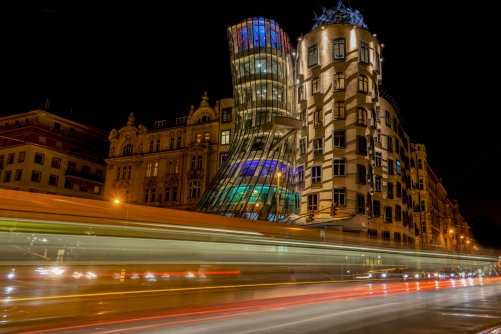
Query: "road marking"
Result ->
[[442, 313, 499, 319]]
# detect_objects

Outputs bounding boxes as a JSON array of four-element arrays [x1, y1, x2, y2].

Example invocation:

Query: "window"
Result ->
[[376, 52, 381, 72], [189, 181, 201, 198], [357, 108, 367, 126], [308, 44, 318, 67], [311, 166, 322, 183], [15, 169, 22, 181], [419, 179, 425, 190], [387, 136, 393, 152], [312, 76, 321, 94], [50, 157, 61, 169], [395, 205, 402, 221], [4, 171, 11, 182], [332, 188, 345, 206], [333, 101, 345, 119], [177, 137, 181, 149], [153, 162, 159, 176], [360, 41, 369, 64], [196, 115, 211, 124], [7, 153, 14, 164], [385, 206, 393, 223], [68, 162, 76, 174], [70, 147, 77, 153], [156, 139, 160, 151], [358, 75, 369, 93], [34, 153, 44, 165], [222, 108, 232, 123], [93, 185, 101, 194], [300, 110, 307, 127], [271, 60, 281, 74], [376, 129, 382, 143], [396, 182, 402, 198], [373, 200, 381, 216], [80, 181, 88, 192], [357, 164, 367, 184], [388, 159, 394, 175], [18, 151, 26, 162], [144, 189, 150, 202], [333, 73, 345, 90], [382, 230, 390, 242], [38, 136, 46, 145], [313, 109, 323, 126], [191, 155, 203, 170], [49, 175, 58, 186], [221, 130, 230, 145], [298, 165, 305, 182], [220, 153, 229, 165], [151, 188, 156, 202], [357, 136, 367, 155], [172, 186, 178, 201], [96, 169, 103, 180], [394, 232, 401, 244], [357, 194, 365, 213], [307, 193, 318, 211], [299, 137, 307, 155], [393, 116, 397, 131], [313, 137, 323, 156], [196, 133, 202, 143], [298, 85, 305, 102], [387, 182, 394, 199], [385, 110, 391, 126], [375, 175, 382, 191], [154, 120, 167, 128], [31, 171, 41, 183], [64, 178, 74, 189], [123, 144, 133, 156], [376, 107, 381, 122], [333, 159, 346, 176], [146, 163, 152, 177], [418, 159, 423, 169], [333, 38, 346, 60], [396, 160, 401, 175], [333, 130, 345, 147], [375, 152, 382, 167], [170, 137, 174, 150], [420, 200, 426, 212]]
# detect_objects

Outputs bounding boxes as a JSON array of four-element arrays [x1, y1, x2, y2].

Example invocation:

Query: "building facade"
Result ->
[[103, 93, 236, 211], [0, 110, 108, 198]]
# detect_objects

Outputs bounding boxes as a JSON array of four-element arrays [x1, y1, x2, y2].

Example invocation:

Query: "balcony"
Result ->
[[65, 169, 104, 183]]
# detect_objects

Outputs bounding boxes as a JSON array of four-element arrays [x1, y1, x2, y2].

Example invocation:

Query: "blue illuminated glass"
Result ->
[[238, 27, 249, 51], [271, 29, 281, 49], [253, 24, 266, 47], [240, 161, 259, 177]]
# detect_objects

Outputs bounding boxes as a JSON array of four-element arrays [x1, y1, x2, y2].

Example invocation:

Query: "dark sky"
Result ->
[[4, 2, 501, 250]]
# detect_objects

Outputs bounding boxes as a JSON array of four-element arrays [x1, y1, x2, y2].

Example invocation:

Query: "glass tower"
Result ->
[[196, 17, 301, 222]]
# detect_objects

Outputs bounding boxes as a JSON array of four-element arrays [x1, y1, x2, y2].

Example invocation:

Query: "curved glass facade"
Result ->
[[196, 17, 301, 222]]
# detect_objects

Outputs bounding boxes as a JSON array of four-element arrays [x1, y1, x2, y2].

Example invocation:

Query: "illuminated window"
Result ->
[[333, 38, 346, 60], [360, 41, 369, 64], [93, 185, 101, 194], [396, 160, 401, 175], [271, 27, 282, 49], [255, 58, 267, 73], [271, 60, 281, 74], [358, 75, 369, 93], [308, 44, 318, 67], [204, 132, 210, 142], [357, 108, 367, 126], [238, 26, 249, 51], [153, 162, 158, 177], [146, 163, 152, 177], [333, 159, 346, 176], [252, 20, 266, 47], [333, 73, 345, 90], [196, 133, 202, 143], [221, 130, 230, 145], [313, 109, 323, 127]]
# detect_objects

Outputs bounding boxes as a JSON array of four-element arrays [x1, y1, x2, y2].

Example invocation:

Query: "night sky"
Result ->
[[4, 2, 500, 250]]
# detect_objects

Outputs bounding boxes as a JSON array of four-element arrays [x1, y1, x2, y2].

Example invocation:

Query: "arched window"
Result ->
[[196, 115, 211, 124], [189, 180, 201, 198], [123, 144, 133, 156]]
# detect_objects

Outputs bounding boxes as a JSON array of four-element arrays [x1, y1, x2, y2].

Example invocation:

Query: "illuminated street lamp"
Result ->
[[276, 172, 281, 223], [114, 199, 129, 226], [460, 235, 464, 251]]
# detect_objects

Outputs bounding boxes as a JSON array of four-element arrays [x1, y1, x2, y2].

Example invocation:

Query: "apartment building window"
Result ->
[[51, 157, 61, 169], [387, 182, 394, 199], [307, 193, 318, 211], [297, 165, 305, 182], [419, 179, 425, 190], [360, 41, 369, 64], [333, 101, 345, 119], [308, 44, 318, 67], [64, 178, 74, 189], [298, 85, 305, 102], [375, 151, 382, 167], [385, 110, 391, 126], [48, 175, 58, 186], [18, 151, 26, 163], [177, 137, 181, 149], [332, 38, 346, 60], [357, 164, 367, 184], [31, 171, 41, 183], [170, 137, 174, 150], [387, 136, 393, 152], [376, 129, 382, 143], [358, 75, 369, 93], [357, 136, 367, 155], [375, 175, 382, 191], [396, 182, 402, 198], [393, 116, 397, 131], [4, 171, 11, 182], [123, 143, 133, 156], [395, 205, 402, 221], [189, 181, 201, 198], [146, 163, 152, 177], [96, 169, 103, 180], [373, 200, 381, 216], [34, 153, 44, 165], [312, 76, 321, 94], [220, 153, 228, 165], [300, 110, 307, 127], [333, 188, 346, 205], [357, 194, 365, 213], [382, 230, 390, 242], [93, 185, 101, 195], [394, 232, 401, 244], [420, 200, 426, 212], [15, 169, 22, 181], [333, 73, 345, 90], [357, 108, 367, 126], [153, 162, 159, 176], [311, 165, 322, 183], [0, 155, 3, 169], [333, 159, 346, 176], [385, 206, 392, 223], [418, 158, 423, 169], [388, 159, 394, 175], [313, 109, 323, 126], [333, 130, 345, 147], [80, 181, 88, 192], [375, 51, 381, 71], [196, 133, 202, 143], [82, 165, 90, 177], [313, 137, 323, 156], [222, 108, 232, 123], [156, 139, 160, 151], [221, 130, 230, 145], [38, 136, 46, 146], [7, 153, 14, 164]]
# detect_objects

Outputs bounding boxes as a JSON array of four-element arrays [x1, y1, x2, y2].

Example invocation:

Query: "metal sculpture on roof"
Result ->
[[312, 1, 368, 30]]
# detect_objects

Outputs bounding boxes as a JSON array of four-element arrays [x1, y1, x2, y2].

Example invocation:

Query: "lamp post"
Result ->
[[276, 172, 281, 223], [466, 239, 470, 252], [460, 235, 464, 252], [449, 229, 454, 250], [114, 199, 129, 226]]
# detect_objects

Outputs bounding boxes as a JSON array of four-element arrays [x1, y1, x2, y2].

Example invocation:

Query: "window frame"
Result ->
[[333, 130, 346, 147], [31, 170, 42, 183], [357, 164, 367, 184], [48, 174, 58, 186], [356, 193, 365, 214], [313, 137, 324, 156], [34, 153, 44, 165], [333, 101, 345, 120], [332, 38, 346, 61], [333, 187, 346, 205], [311, 165, 322, 183], [308, 44, 319, 67], [358, 74, 369, 93], [360, 41, 369, 64], [333, 158, 346, 177], [307, 193, 319, 212], [333, 72, 346, 90], [312, 76, 322, 95], [221, 130, 231, 145]]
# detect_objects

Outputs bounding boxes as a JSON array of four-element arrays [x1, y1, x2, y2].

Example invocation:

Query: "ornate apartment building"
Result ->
[[0, 110, 108, 199], [103, 93, 235, 210]]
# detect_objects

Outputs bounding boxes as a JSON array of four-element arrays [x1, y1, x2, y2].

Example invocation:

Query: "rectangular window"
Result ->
[[373, 200, 381, 217], [172, 186, 178, 201], [387, 182, 394, 199], [177, 137, 181, 149], [151, 188, 156, 202], [357, 164, 366, 184], [298, 85, 305, 102], [357, 194, 365, 213], [396, 160, 401, 175], [144, 189, 150, 202], [375, 175, 382, 191], [38, 136, 46, 145], [394, 232, 401, 244], [221, 130, 230, 145], [299, 137, 307, 155], [64, 178, 73, 189], [156, 139, 161, 151], [419, 179, 425, 190], [222, 108, 232, 123], [382, 231, 390, 242], [34, 153, 44, 165], [298, 165, 305, 182], [15, 169, 22, 181], [313, 109, 323, 127], [56, 142, 62, 149], [333, 38, 346, 60], [196, 133, 202, 143], [307, 193, 318, 211], [396, 182, 402, 198], [360, 42, 369, 64], [357, 108, 367, 126], [220, 153, 229, 165], [393, 116, 397, 131], [312, 165, 322, 183], [358, 75, 369, 93], [395, 205, 402, 221], [80, 181, 88, 192], [300, 110, 307, 127], [375, 151, 382, 167], [388, 159, 394, 175], [51, 157, 61, 169], [387, 136, 393, 152], [49, 174, 58, 186], [333, 159, 346, 176], [376, 129, 382, 143], [7, 153, 14, 164], [385, 206, 393, 223], [312, 76, 321, 94], [31, 171, 41, 183], [333, 130, 345, 147], [204, 132, 210, 142], [376, 52, 381, 72], [93, 184, 101, 194], [271, 60, 281, 74], [418, 159, 423, 169], [313, 137, 323, 156], [357, 136, 367, 155], [420, 200, 426, 212], [308, 44, 318, 67], [333, 101, 345, 119], [4, 171, 11, 182], [385, 110, 391, 126], [18, 151, 26, 163], [170, 137, 174, 150], [333, 73, 345, 90], [333, 188, 346, 205]]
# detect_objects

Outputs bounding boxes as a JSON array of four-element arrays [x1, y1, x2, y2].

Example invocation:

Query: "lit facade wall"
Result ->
[[196, 17, 301, 221]]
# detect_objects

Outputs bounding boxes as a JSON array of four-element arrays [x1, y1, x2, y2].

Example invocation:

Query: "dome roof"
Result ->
[[312, 1, 368, 30]]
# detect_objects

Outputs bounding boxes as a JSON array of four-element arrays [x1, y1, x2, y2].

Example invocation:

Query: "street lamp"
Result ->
[[460, 235, 464, 251], [114, 199, 129, 226], [276, 172, 281, 223]]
